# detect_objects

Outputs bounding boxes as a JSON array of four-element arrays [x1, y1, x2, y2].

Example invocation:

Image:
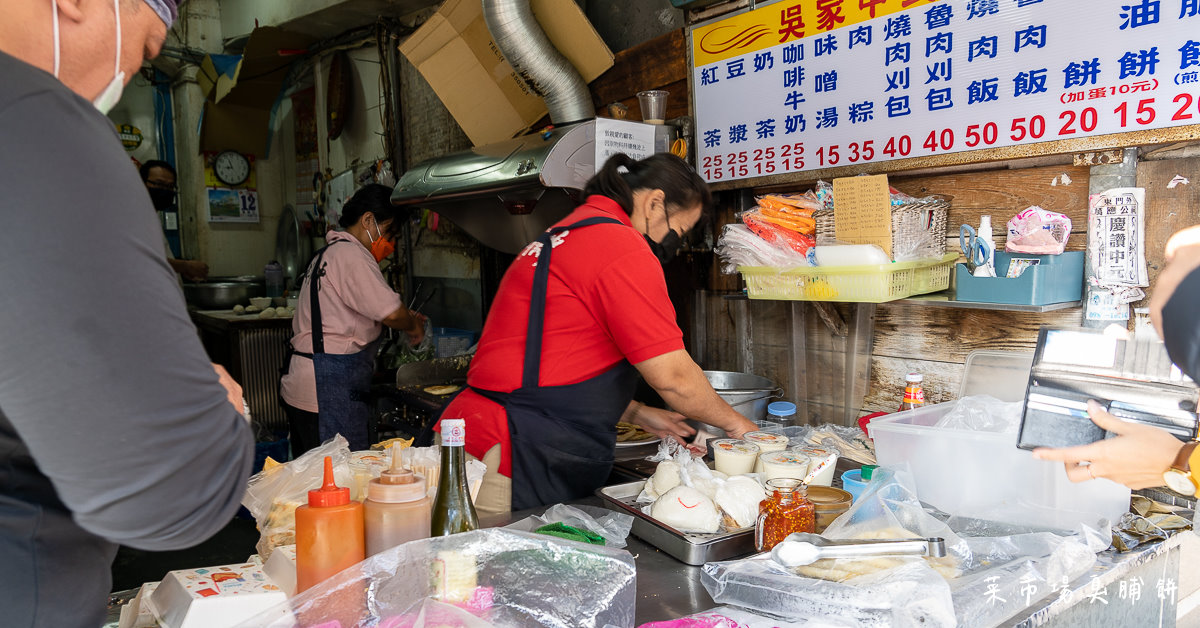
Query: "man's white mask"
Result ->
[[52, 0, 127, 114]]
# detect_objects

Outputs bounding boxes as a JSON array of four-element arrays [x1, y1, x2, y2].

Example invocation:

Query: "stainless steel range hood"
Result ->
[[390, 121, 596, 254]]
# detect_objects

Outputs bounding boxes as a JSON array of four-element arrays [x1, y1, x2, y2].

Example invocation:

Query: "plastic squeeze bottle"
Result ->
[[295, 456, 365, 592], [364, 444, 432, 557], [972, 215, 997, 278]]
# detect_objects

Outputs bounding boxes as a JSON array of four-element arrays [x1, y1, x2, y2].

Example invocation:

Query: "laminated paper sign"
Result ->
[[833, 174, 893, 259], [595, 119, 659, 166]]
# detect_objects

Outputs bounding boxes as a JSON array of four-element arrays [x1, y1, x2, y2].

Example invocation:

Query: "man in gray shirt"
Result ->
[[0, 1, 254, 625]]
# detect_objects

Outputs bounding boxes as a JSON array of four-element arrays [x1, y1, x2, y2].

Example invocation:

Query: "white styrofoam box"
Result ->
[[261, 545, 297, 597], [868, 401, 1130, 530], [118, 582, 161, 628], [149, 562, 287, 628]]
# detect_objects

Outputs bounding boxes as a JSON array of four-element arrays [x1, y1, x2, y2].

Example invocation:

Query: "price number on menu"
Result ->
[[702, 143, 806, 180]]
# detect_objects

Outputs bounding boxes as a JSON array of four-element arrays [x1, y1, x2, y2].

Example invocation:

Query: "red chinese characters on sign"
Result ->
[[817, 0, 848, 31], [860, 0, 888, 18], [779, 5, 806, 42]]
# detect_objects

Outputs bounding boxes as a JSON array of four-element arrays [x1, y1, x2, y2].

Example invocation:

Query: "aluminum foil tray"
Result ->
[[597, 480, 755, 565]]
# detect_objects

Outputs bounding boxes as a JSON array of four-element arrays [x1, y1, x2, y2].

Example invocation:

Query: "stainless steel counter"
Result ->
[[486, 494, 1192, 626]]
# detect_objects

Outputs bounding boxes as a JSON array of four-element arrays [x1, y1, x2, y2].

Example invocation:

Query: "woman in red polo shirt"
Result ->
[[437, 153, 758, 512]]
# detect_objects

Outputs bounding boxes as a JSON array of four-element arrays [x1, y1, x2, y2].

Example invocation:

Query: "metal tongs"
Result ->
[[769, 533, 946, 568]]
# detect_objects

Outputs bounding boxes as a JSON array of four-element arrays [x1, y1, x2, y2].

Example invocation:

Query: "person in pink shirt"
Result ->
[[281, 184, 424, 455]]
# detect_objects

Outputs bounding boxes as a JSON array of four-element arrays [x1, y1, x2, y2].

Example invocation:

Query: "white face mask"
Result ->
[[52, 0, 127, 114]]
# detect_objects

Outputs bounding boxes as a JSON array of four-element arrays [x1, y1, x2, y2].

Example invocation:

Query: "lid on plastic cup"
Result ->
[[861, 464, 878, 480], [767, 401, 797, 417]]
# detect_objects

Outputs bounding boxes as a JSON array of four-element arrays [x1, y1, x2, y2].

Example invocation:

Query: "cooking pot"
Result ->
[[183, 281, 265, 310], [684, 371, 782, 437]]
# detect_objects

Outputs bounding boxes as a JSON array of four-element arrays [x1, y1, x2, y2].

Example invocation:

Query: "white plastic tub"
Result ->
[[869, 402, 1130, 530]]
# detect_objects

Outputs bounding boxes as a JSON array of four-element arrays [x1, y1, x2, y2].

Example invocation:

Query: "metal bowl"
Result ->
[[685, 371, 782, 436], [183, 281, 265, 310]]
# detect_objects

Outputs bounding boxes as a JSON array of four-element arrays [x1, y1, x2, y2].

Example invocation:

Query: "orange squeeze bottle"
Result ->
[[295, 456, 365, 593]]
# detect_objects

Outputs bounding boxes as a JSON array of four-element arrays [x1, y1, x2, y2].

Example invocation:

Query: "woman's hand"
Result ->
[[1032, 400, 1184, 489], [626, 402, 696, 445], [406, 311, 428, 346]]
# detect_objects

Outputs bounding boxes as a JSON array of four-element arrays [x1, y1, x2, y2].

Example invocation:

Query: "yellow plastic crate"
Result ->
[[739, 253, 957, 302]]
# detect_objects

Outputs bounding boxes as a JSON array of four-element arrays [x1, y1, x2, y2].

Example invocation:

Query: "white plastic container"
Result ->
[[868, 401, 1130, 530], [711, 439, 760, 475]]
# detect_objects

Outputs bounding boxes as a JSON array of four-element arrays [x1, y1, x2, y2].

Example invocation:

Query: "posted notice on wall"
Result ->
[[691, 0, 1200, 182], [595, 118, 659, 168]]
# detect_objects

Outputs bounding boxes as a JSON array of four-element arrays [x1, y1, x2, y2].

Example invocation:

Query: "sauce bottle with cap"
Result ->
[[295, 456, 365, 592], [364, 444, 432, 557]]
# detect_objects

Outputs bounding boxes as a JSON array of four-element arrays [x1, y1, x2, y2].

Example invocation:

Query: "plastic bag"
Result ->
[[932, 395, 1022, 433], [1006, 206, 1072, 254], [701, 468, 1105, 627], [715, 224, 810, 273], [504, 503, 634, 548], [236, 528, 637, 628], [243, 436, 353, 561], [783, 424, 876, 465], [640, 606, 809, 627]]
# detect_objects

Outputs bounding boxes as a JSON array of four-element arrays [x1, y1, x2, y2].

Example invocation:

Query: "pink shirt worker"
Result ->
[[280, 185, 424, 455]]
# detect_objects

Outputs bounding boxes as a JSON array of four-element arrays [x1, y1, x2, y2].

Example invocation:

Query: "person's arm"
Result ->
[[168, 258, 208, 282], [1033, 401, 1184, 489], [634, 350, 759, 439], [382, 306, 426, 345], [622, 400, 697, 444], [0, 91, 253, 550]]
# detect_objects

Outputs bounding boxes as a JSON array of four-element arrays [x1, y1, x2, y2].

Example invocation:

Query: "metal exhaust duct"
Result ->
[[392, 0, 602, 254], [483, 0, 593, 125]]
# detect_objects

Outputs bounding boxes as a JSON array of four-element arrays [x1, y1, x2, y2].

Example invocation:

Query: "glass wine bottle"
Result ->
[[430, 418, 479, 536]]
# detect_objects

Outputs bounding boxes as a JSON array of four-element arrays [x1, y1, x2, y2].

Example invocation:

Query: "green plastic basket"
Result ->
[[739, 253, 957, 302]]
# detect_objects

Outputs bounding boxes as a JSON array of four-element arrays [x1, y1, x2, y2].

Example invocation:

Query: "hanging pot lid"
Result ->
[[275, 204, 306, 287]]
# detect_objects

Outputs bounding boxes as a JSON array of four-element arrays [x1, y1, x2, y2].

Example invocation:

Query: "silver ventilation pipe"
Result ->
[[483, 0, 594, 125]]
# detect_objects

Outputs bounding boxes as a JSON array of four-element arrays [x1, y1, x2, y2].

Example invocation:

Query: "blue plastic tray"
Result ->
[[955, 251, 1084, 305]]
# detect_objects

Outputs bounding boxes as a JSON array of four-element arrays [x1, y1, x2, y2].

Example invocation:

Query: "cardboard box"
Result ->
[[401, 0, 614, 146], [149, 562, 286, 628], [198, 27, 315, 156]]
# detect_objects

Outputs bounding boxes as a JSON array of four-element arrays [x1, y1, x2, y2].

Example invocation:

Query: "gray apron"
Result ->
[[294, 243, 381, 451]]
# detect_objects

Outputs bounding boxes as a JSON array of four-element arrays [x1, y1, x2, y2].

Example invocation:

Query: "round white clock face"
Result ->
[[214, 151, 250, 186]]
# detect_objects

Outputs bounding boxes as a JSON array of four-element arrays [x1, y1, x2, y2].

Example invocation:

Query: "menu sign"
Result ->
[[691, 0, 1200, 182], [832, 175, 893, 257]]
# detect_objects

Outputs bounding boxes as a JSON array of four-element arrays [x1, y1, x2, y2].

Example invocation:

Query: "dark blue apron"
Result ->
[[296, 243, 381, 451], [470, 217, 639, 510]]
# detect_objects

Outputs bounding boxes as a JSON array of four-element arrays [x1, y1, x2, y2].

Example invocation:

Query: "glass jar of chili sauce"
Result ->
[[755, 478, 815, 551]]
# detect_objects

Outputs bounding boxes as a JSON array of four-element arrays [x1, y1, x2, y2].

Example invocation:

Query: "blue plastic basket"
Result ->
[[433, 327, 477, 358]]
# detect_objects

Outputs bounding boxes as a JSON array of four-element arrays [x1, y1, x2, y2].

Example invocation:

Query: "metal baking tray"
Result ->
[[597, 480, 755, 565]]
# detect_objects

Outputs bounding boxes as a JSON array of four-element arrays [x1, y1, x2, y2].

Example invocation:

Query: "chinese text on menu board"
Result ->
[[691, 0, 1200, 183]]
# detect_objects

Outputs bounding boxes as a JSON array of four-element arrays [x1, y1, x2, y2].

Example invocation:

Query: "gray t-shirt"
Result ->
[[0, 51, 254, 627]]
